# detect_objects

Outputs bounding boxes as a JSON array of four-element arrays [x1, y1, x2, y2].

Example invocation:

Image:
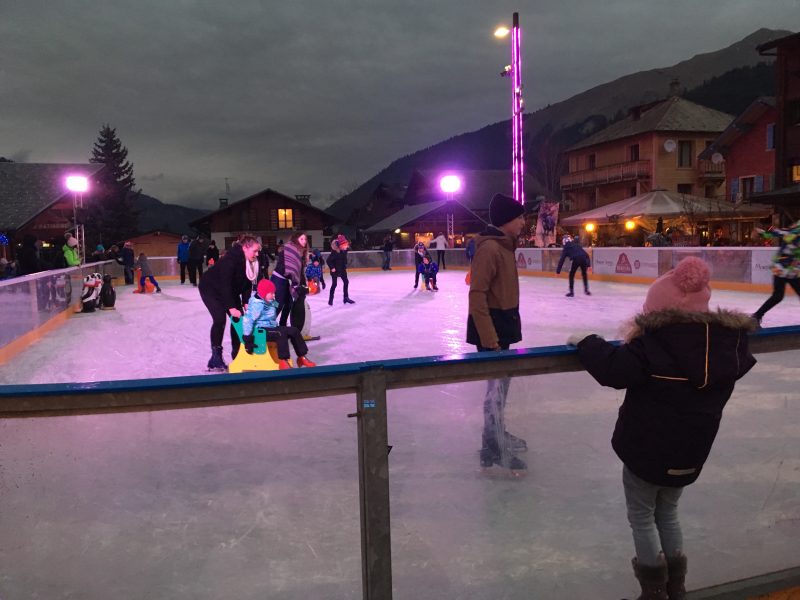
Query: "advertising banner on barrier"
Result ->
[[751, 248, 776, 284], [515, 248, 543, 271], [592, 248, 659, 278]]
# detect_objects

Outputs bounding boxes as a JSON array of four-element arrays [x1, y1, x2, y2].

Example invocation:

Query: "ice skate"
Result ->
[[565, 291, 575, 297], [343, 297, 355, 304], [206, 345, 227, 372], [479, 445, 527, 477], [505, 431, 528, 453], [278, 359, 292, 370], [584, 289, 591, 296]]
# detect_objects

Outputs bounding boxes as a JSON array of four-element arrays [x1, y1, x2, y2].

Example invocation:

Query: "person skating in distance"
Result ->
[[556, 234, 591, 297]]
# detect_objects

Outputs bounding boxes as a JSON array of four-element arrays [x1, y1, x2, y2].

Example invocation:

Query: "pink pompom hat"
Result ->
[[643, 256, 711, 313]]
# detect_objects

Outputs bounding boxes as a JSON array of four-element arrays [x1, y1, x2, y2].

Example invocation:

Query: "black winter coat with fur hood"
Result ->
[[576, 309, 757, 487]]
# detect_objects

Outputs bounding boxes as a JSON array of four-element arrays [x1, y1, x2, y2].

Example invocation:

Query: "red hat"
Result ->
[[257, 279, 276, 298], [336, 234, 349, 247]]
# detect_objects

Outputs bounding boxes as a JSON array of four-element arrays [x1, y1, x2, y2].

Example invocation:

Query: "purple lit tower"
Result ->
[[511, 12, 524, 205]]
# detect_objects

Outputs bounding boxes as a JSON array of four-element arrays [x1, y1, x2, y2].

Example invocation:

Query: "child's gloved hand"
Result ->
[[243, 334, 255, 354], [566, 332, 600, 347]]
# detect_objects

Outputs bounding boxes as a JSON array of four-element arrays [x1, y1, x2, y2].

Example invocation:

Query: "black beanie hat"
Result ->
[[489, 193, 525, 227]]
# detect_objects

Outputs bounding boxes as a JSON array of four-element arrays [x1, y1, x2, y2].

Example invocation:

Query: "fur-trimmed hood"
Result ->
[[624, 308, 757, 342], [624, 308, 757, 390]]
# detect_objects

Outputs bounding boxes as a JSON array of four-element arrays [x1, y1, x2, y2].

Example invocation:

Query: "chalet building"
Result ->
[[754, 32, 800, 220], [363, 199, 487, 249], [560, 96, 733, 214], [0, 162, 105, 262], [190, 189, 337, 252], [699, 98, 777, 203]]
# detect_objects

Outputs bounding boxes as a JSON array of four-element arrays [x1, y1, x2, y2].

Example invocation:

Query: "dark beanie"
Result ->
[[489, 193, 525, 227]]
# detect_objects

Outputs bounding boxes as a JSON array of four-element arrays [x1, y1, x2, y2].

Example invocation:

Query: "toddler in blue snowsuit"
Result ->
[[417, 256, 439, 291], [242, 279, 316, 369]]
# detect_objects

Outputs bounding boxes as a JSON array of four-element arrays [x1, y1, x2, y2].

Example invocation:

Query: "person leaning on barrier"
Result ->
[[466, 192, 527, 474], [567, 257, 756, 600]]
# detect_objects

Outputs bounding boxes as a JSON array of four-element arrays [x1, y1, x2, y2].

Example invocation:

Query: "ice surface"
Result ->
[[1, 270, 798, 599], [1, 269, 797, 385]]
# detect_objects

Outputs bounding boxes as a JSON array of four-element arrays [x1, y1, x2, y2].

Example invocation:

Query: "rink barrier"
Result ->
[[1, 326, 800, 600]]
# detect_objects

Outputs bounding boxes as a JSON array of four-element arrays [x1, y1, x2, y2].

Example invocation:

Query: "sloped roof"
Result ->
[[364, 200, 487, 232], [0, 162, 105, 231], [568, 96, 734, 152], [699, 97, 775, 160], [413, 170, 547, 212], [561, 189, 771, 225], [189, 187, 336, 227], [757, 31, 800, 53]]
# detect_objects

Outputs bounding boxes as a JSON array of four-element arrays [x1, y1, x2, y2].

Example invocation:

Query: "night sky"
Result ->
[[1, 0, 797, 208]]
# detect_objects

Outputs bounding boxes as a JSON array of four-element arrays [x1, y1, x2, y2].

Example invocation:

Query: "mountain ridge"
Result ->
[[327, 27, 792, 225]]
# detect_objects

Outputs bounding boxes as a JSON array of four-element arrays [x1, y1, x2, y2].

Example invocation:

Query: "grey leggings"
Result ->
[[623, 465, 684, 566]]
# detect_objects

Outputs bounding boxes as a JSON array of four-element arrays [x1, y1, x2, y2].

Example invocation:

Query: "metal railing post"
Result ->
[[355, 368, 392, 600]]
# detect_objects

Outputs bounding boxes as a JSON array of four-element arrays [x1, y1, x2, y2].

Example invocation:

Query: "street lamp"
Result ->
[[495, 13, 524, 205], [65, 175, 89, 264], [439, 174, 462, 244]]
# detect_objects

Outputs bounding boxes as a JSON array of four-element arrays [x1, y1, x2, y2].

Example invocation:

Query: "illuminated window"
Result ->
[[792, 165, 800, 183], [277, 208, 294, 229]]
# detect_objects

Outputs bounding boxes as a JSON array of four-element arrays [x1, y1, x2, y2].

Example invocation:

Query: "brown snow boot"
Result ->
[[665, 553, 687, 600], [627, 556, 668, 600]]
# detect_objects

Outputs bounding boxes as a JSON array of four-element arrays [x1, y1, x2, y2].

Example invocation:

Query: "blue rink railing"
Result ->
[[2, 326, 800, 600]]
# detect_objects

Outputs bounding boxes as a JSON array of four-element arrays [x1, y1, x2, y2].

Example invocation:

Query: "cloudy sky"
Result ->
[[1, 0, 797, 209]]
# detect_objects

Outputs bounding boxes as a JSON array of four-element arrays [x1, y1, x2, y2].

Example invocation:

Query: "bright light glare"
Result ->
[[394, 228, 401, 234], [65, 175, 89, 193], [625, 220, 636, 231], [439, 175, 462, 194], [494, 26, 510, 38], [585, 223, 596, 233]]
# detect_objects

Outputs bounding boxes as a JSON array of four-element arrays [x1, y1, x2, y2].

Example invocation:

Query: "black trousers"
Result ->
[[290, 293, 306, 333], [437, 250, 446, 269], [754, 275, 800, 319], [188, 260, 203, 285], [266, 326, 308, 360], [200, 292, 241, 358], [329, 272, 349, 301], [179, 261, 188, 283], [272, 275, 293, 326], [569, 261, 589, 291]]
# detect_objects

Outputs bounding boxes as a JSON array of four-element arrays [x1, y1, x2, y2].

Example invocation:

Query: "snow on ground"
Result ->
[[0, 269, 797, 385]]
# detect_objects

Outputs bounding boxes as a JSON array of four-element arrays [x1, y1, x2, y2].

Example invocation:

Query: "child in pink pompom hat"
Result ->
[[566, 255, 757, 597], [643, 256, 711, 313]]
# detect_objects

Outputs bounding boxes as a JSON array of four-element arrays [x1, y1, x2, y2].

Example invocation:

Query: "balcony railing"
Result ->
[[699, 158, 725, 179], [560, 159, 651, 190]]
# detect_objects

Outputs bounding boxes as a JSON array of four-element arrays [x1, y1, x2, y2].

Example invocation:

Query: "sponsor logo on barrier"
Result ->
[[517, 254, 527, 269], [616, 253, 633, 274]]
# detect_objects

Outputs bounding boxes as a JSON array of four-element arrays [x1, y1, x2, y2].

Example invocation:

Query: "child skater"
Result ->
[[242, 279, 317, 370], [305, 250, 325, 294], [567, 257, 756, 600], [326, 234, 354, 305], [418, 255, 439, 291], [413, 241, 431, 289], [135, 252, 161, 293]]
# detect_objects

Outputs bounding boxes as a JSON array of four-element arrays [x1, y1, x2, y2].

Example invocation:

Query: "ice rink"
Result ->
[[0, 268, 797, 384], [1, 270, 799, 599]]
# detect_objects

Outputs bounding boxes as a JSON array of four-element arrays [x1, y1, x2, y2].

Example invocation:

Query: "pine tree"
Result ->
[[86, 124, 139, 246]]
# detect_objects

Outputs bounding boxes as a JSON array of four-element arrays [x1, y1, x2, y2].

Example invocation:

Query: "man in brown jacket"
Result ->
[[467, 193, 527, 473]]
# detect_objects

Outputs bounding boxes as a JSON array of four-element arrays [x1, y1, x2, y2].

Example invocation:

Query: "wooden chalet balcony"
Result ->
[[560, 159, 650, 191], [698, 159, 725, 180]]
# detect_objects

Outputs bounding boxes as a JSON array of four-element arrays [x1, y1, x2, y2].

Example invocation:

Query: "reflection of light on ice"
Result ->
[[0, 269, 795, 385]]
